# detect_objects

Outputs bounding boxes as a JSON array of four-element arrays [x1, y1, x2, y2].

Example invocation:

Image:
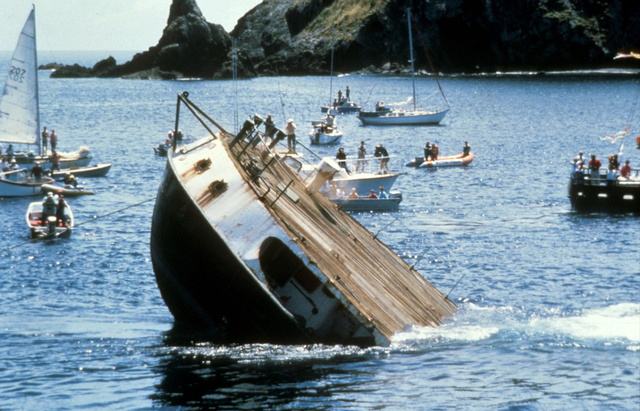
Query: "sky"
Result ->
[[0, 0, 262, 52]]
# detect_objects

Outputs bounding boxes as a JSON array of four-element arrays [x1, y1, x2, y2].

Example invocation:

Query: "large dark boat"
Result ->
[[568, 170, 640, 213], [150, 92, 456, 347]]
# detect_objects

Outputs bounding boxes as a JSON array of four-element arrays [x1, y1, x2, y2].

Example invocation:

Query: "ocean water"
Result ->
[[0, 59, 638, 410]]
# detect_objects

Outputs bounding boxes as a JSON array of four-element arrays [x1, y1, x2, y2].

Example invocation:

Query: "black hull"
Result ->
[[568, 180, 640, 213], [150, 162, 313, 345]]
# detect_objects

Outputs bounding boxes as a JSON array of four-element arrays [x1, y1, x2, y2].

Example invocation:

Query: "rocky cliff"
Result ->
[[50, 0, 640, 79]]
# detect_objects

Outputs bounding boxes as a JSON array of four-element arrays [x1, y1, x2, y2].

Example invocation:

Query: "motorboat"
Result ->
[[26, 198, 74, 239], [405, 153, 475, 168]]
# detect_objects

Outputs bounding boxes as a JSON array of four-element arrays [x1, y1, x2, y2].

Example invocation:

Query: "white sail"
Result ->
[[0, 8, 40, 149]]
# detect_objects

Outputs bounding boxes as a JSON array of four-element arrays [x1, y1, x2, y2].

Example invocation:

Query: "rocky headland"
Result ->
[[48, 0, 640, 79]]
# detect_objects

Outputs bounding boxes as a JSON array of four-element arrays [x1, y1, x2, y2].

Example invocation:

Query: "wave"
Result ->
[[392, 302, 640, 348]]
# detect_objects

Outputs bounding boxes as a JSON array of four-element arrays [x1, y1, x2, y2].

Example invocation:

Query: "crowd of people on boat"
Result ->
[[0, 125, 65, 175], [570, 151, 635, 184], [333, 142, 391, 175], [328, 183, 390, 200], [331, 86, 351, 107]]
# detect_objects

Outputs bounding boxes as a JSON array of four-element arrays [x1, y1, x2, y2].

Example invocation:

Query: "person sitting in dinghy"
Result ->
[[378, 186, 388, 199], [63, 173, 78, 188], [42, 192, 58, 224], [56, 195, 70, 226], [367, 189, 378, 199]]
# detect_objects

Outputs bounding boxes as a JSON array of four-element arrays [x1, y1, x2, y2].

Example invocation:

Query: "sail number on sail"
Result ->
[[9, 66, 27, 83]]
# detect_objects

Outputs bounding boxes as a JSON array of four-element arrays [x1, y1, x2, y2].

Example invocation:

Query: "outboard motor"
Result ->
[[307, 158, 341, 193], [46, 215, 57, 236]]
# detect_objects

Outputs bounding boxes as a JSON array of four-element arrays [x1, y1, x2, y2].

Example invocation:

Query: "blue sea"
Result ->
[[0, 52, 638, 410]]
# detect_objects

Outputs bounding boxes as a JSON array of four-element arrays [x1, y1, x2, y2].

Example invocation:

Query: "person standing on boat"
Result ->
[[356, 141, 367, 173], [345, 86, 350, 100], [374, 144, 390, 174], [620, 160, 632, 178], [285, 119, 296, 153], [336, 147, 350, 174], [30, 161, 44, 182], [41, 127, 49, 155], [50, 129, 58, 152], [50, 151, 60, 172], [423, 141, 432, 161], [378, 186, 388, 199], [463, 141, 471, 156], [264, 114, 276, 140], [606, 164, 618, 186], [588, 154, 601, 184], [431, 144, 439, 160]]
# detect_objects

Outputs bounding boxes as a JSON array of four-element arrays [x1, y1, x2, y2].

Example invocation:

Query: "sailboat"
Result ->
[[0, 7, 59, 197], [320, 33, 361, 114], [358, 9, 449, 126], [0, 7, 91, 176]]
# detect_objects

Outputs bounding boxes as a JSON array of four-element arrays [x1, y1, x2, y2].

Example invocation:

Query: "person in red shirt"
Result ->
[[620, 160, 632, 178]]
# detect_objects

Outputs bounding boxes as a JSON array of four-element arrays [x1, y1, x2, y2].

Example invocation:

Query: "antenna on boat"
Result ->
[[329, 25, 335, 107], [275, 63, 287, 122], [410, 10, 450, 108], [407, 8, 417, 111], [33, 5, 41, 157], [232, 37, 239, 135]]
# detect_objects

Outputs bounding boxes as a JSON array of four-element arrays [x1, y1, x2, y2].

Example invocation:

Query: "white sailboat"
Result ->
[[358, 8, 449, 126], [0, 7, 91, 176], [0, 7, 56, 196]]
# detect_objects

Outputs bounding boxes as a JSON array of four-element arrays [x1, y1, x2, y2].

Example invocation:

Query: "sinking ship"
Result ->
[[150, 92, 456, 347]]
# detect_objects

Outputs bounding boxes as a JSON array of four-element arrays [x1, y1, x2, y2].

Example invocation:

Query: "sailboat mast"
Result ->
[[407, 8, 417, 111], [33, 6, 41, 156], [329, 26, 334, 106]]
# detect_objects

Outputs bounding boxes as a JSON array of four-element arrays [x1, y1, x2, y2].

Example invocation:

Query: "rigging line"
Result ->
[[274, 63, 288, 123], [445, 272, 466, 301], [74, 197, 156, 228], [409, 13, 449, 108]]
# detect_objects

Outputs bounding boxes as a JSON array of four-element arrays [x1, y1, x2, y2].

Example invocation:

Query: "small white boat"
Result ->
[[41, 182, 94, 197], [330, 191, 402, 212], [316, 157, 401, 194], [308, 118, 343, 145], [51, 163, 111, 180], [26, 199, 74, 239], [0, 169, 55, 197], [405, 152, 475, 168], [321, 99, 362, 114]]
